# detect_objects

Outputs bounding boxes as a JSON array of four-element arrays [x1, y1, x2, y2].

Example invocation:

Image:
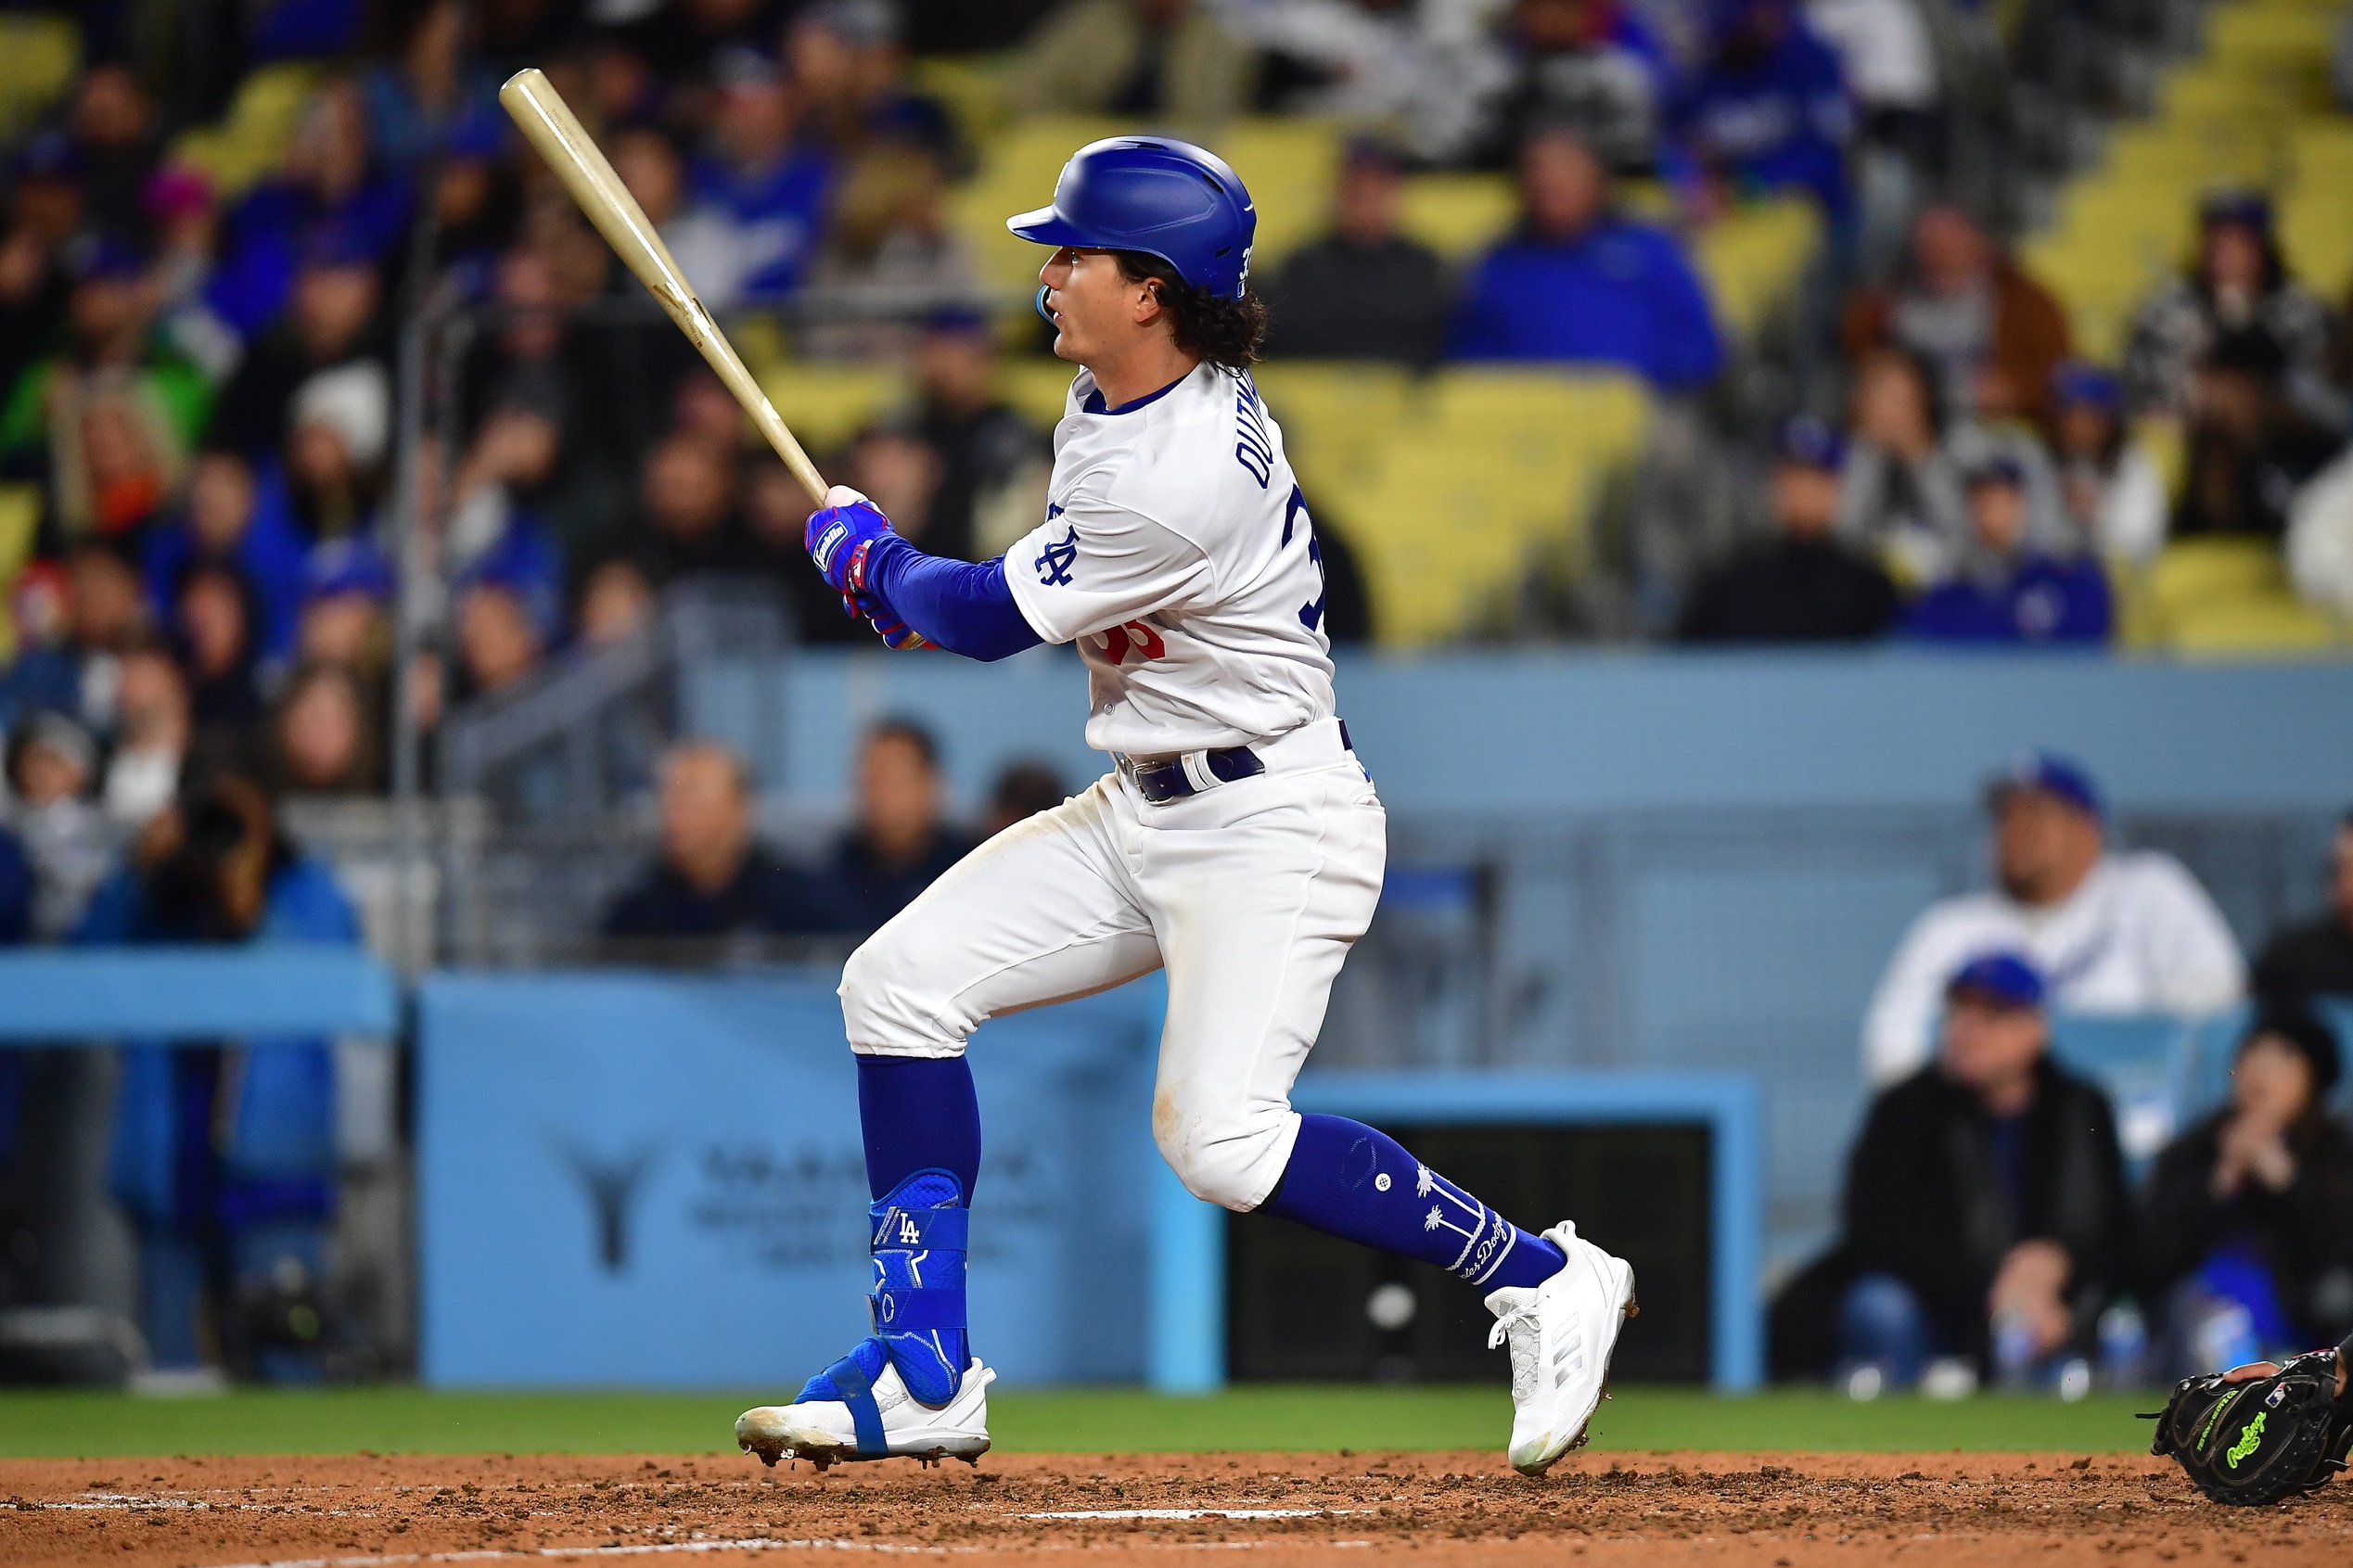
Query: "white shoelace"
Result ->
[[1487, 1305, 1539, 1352]]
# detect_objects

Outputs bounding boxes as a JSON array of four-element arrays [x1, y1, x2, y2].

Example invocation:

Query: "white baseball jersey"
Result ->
[[1860, 850, 2247, 1084], [1003, 363, 1337, 758]]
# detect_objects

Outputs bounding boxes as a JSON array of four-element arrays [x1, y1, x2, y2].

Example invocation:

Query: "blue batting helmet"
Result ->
[[1006, 136, 1257, 301]]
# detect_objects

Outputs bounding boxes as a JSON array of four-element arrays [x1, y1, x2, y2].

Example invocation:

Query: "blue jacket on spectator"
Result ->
[[1672, 4, 1852, 219], [145, 464, 313, 662], [1446, 218, 1724, 390], [81, 853, 359, 1231], [687, 147, 833, 302], [1905, 554, 2114, 644], [206, 175, 413, 341]]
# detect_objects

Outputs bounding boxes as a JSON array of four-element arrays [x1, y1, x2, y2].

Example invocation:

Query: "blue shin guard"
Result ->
[[795, 1167, 968, 1435]]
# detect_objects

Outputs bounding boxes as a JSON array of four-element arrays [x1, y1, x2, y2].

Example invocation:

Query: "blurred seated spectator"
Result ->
[[173, 563, 269, 746], [1445, 129, 1722, 392], [786, 0, 958, 162], [1861, 753, 2244, 1084], [2, 542, 149, 736], [1771, 952, 2129, 1389], [1803, 0, 1939, 175], [1905, 455, 2110, 644], [66, 65, 162, 242], [635, 431, 757, 585], [0, 151, 74, 411], [441, 405, 565, 604], [911, 311, 1052, 562], [361, 0, 498, 174], [2172, 330, 2344, 544], [5, 713, 114, 941], [603, 740, 842, 939], [294, 536, 394, 677], [2251, 811, 2353, 1000], [2123, 191, 2337, 425], [825, 719, 975, 932], [145, 164, 241, 385], [103, 644, 190, 829], [577, 556, 659, 647], [2139, 1007, 2353, 1377], [2050, 363, 2166, 564], [207, 244, 385, 465], [1842, 203, 2070, 431], [282, 362, 392, 543], [1, 237, 211, 476], [803, 143, 978, 360], [1670, 0, 1851, 221], [453, 566, 549, 703], [1836, 345, 1965, 580], [984, 759, 1069, 838], [272, 661, 379, 796], [204, 79, 411, 344], [1008, 0, 1254, 133], [686, 47, 834, 305], [843, 422, 945, 557], [612, 125, 753, 313], [49, 368, 188, 550], [145, 452, 310, 662], [1260, 139, 1450, 367], [1220, 0, 1508, 165], [80, 768, 358, 1382], [1471, 0, 1667, 173], [1678, 414, 1897, 641]]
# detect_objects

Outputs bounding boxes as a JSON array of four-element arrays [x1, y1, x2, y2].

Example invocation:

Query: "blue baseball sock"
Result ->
[[799, 1054, 979, 1410], [856, 1053, 980, 1199], [1268, 1114, 1567, 1291]]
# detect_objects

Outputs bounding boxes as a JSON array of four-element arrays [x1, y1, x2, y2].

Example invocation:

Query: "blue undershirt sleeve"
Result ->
[[862, 535, 1045, 662]]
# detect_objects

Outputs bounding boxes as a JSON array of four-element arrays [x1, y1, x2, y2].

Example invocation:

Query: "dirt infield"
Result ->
[[2, 1448, 2347, 1566]]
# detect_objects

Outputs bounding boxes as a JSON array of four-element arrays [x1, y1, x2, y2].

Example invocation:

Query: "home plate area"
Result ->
[[3, 1451, 2348, 1566]]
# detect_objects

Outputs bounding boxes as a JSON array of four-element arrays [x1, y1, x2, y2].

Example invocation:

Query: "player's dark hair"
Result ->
[[1113, 250, 1267, 375]]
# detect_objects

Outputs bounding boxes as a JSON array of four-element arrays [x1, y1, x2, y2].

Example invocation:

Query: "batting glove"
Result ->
[[805, 485, 896, 599], [858, 593, 937, 651]]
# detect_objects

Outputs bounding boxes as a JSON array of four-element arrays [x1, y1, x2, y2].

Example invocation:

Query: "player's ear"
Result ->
[[1132, 276, 1167, 326]]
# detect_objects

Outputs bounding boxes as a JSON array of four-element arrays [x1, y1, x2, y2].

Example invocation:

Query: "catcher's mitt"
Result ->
[[2146, 1348, 2353, 1506]]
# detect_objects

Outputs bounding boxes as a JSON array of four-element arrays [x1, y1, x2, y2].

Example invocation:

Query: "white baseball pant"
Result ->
[[839, 718, 1386, 1211]]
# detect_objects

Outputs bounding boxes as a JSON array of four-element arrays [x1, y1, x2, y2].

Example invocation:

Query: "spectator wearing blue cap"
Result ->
[[205, 81, 411, 345], [1905, 453, 2111, 644], [2139, 1005, 2353, 1377], [1678, 414, 1897, 641], [1771, 950, 2130, 1392], [294, 534, 396, 682], [685, 47, 835, 305], [1861, 752, 2244, 1085], [360, 0, 502, 175], [2122, 188, 2337, 424], [1260, 139, 1451, 368], [1669, 0, 1852, 221], [1446, 128, 1723, 391], [145, 452, 313, 663], [2050, 362, 2166, 563]]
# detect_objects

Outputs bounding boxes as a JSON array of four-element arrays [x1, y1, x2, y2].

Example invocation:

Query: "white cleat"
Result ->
[[1485, 1220, 1638, 1477], [735, 1358, 995, 1471]]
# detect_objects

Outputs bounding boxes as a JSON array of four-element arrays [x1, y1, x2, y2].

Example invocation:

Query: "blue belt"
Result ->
[[1119, 721, 1350, 805]]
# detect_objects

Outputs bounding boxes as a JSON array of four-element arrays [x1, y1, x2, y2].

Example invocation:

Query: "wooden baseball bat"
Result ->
[[498, 67, 828, 505]]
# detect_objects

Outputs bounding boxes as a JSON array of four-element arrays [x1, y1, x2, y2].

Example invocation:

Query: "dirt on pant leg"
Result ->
[[1, 1449, 2346, 1566]]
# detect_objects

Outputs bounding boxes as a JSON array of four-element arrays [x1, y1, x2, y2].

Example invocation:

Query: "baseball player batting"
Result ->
[[733, 137, 1636, 1477]]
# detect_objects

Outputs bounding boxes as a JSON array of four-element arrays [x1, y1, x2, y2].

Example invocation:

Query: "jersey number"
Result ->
[[1284, 484, 1329, 631], [1102, 619, 1166, 665]]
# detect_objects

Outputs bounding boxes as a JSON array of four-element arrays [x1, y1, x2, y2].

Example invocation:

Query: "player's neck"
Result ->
[[1084, 338, 1201, 412]]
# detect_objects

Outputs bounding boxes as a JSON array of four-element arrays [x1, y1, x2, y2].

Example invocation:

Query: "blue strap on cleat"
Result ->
[[820, 1346, 889, 1457], [867, 1168, 969, 1407]]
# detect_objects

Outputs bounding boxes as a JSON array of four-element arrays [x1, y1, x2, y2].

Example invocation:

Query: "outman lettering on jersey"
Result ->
[[1002, 363, 1337, 759]]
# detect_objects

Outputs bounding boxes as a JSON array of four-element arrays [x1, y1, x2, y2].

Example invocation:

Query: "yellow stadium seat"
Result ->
[[1250, 361, 1413, 513], [753, 363, 907, 457], [906, 55, 1014, 147], [169, 64, 325, 198], [996, 358, 1081, 431], [1695, 197, 1822, 338], [1397, 174, 1516, 261], [0, 481, 41, 663], [0, 13, 76, 142], [2136, 537, 2347, 655], [1215, 120, 1342, 272]]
